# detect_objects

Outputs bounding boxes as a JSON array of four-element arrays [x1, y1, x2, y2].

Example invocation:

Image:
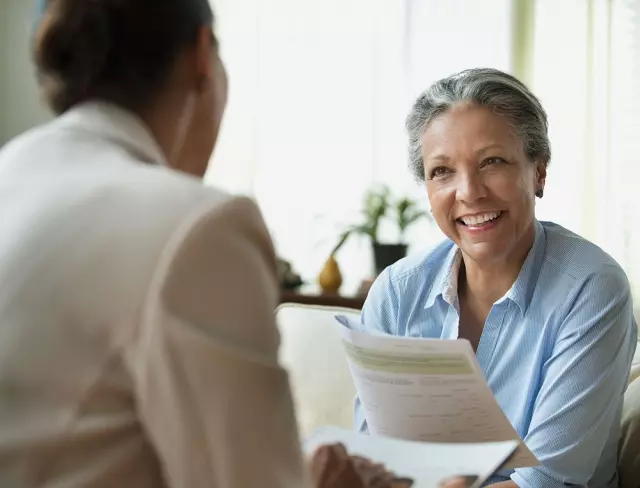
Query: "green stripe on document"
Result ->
[[343, 342, 474, 375]]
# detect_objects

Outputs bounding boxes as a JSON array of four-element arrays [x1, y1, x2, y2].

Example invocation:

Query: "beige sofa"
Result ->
[[277, 304, 358, 438]]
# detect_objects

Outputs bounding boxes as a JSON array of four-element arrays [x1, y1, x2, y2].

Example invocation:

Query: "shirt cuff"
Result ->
[[512, 467, 581, 488]]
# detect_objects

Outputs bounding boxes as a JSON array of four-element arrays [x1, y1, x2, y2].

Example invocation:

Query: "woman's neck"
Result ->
[[138, 83, 193, 168], [459, 224, 536, 308]]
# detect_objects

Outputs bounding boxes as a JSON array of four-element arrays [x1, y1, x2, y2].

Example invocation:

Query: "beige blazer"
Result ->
[[0, 103, 307, 487]]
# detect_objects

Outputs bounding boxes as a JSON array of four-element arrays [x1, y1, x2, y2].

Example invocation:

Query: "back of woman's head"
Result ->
[[33, 0, 214, 114]]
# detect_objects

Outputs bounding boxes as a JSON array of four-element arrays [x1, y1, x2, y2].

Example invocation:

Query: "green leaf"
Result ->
[[330, 230, 352, 256], [394, 196, 430, 240], [359, 185, 391, 243]]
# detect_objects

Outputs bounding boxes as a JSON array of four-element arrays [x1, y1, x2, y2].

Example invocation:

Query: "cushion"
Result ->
[[619, 377, 640, 488], [632, 363, 640, 385], [276, 304, 359, 438]]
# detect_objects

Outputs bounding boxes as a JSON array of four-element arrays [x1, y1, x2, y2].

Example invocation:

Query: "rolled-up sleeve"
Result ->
[[512, 265, 637, 488], [124, 197, 308, 488]]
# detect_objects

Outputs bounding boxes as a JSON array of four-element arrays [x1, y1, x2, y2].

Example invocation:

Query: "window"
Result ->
[[209, 0, 640, 293]]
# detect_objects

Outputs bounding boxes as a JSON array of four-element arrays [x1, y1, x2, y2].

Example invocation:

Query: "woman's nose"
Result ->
[[455, 172, 487, 203]]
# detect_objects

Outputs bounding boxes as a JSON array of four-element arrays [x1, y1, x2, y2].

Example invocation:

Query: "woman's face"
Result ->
[[175, 32, 228, 178], [421, 102, 546, 266]]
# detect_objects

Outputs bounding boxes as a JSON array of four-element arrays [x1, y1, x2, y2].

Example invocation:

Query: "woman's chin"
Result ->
[[458, 241, 513, 266]]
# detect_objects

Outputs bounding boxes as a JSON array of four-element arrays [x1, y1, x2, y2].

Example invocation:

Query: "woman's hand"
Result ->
[[309, 443, 413, 488], [439, 478, 471, 488], [309, 444, 477, 488]]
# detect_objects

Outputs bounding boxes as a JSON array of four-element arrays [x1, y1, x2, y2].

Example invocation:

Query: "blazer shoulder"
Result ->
[[160, 193, 274, 278], [152, 192, 280, 360]]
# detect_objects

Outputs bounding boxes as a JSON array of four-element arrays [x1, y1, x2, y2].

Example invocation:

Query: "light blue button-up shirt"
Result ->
[[357, 220, 637, 488]]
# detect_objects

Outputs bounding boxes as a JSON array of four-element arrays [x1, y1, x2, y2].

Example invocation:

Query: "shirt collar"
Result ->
[[58, 101, 167, 167], [424, 219, 547, 314], [503, 219, 547, 313], [424, 244, 461, 310]]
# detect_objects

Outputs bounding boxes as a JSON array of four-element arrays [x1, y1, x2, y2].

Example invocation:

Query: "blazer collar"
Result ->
[[58, 102, 167, 167]]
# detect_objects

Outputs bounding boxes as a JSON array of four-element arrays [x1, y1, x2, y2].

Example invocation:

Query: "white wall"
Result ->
[[0, 0, 52, 146]]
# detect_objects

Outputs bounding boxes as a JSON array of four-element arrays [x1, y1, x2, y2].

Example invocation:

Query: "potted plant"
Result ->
[[330, 185, 431, 276], [319, 186, 390, 291], [371, 196, 430, 275], [396, 196, 429, 242]]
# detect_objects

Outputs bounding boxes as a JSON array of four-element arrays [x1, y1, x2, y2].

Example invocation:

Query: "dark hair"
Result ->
[[34, 0, 214, 114]]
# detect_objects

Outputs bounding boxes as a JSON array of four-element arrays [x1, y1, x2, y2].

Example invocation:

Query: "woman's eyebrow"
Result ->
[[475, 143, 508, 156], [427, 154, 450, 163]]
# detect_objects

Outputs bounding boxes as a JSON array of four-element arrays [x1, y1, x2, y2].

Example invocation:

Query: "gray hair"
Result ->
[[406, 68, 551, 182]]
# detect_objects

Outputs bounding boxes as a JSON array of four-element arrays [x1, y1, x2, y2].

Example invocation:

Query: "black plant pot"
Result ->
[[373, 243, 408, 276]]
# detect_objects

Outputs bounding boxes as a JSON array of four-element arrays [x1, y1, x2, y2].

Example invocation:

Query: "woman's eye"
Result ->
[[484, 157, 506, 166], [429, 166, 451, 179]]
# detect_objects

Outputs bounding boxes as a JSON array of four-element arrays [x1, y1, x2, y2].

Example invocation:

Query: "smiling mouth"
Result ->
[[456, 211, 503, 227]]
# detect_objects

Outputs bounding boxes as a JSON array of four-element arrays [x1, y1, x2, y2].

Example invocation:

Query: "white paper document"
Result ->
[[334, 315, 538, 471], [305, 426, 518, 488]]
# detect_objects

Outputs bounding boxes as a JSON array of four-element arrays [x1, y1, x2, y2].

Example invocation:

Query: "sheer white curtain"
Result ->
[[208, 0, 511, 290], [208, 0, 640, 293], [531, 0, 640, 295]]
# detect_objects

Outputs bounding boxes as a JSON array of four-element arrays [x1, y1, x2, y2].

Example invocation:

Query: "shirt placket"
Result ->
[[441, 300, 461, 340], [475, 301, 510, 375]]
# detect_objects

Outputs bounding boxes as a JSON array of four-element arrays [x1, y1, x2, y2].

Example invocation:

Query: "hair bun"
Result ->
[[33, 0, 214, 114], [35, 0, 112, 113]]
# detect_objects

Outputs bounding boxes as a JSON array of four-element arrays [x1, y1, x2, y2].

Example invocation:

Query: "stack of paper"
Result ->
[[305, 426, 518, 488], [306, 315, 540, 486]]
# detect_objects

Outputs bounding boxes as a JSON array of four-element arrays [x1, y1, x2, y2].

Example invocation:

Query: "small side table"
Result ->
[[280, 285, 367, 310]]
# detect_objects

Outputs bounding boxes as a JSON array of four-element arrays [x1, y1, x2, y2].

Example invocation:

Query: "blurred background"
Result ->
[[2, 0, 640, 296]]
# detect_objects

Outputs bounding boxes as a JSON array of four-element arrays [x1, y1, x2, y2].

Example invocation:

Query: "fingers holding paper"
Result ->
[[309, 443, 414, 488], [439, 476, 480, 488]]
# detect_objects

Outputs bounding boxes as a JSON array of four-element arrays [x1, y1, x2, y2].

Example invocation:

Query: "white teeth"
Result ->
[[461, 211, 501, 226]]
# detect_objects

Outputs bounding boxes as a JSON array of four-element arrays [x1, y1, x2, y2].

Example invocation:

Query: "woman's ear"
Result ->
[[535, 161, 547, 194], [193, 26, 214, 92]]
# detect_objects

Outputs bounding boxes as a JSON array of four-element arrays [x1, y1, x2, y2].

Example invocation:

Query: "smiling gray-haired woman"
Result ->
[[357, 68, 638, 488]]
